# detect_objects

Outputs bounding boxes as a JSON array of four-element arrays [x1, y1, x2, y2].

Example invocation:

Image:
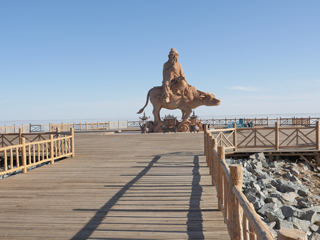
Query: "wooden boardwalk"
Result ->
[[0, 132, 229, 240]]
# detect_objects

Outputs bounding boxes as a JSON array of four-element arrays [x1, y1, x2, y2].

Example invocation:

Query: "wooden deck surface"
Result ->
[[0, 132, 229, 240]]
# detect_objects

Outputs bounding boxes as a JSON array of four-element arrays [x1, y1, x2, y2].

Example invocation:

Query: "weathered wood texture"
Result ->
[[0, 132, 229, 239]]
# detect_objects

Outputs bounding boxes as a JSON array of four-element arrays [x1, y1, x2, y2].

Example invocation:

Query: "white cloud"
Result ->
[[230, 86, 259, 91]]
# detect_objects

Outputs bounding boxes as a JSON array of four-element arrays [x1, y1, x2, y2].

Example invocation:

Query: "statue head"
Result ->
[[168, 48, 179, 62]]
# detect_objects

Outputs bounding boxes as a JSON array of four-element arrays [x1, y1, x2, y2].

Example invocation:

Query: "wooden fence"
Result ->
[[204, 128, 308, 240], [0, 129, 74, 177], [0, 121, 143, 133], [200, 117, 320, 127], [1, 117, 319, 134], [207, 122, 320, 152]]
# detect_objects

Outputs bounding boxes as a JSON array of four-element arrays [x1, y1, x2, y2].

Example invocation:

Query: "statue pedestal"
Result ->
[[149, 115, 203, 133]]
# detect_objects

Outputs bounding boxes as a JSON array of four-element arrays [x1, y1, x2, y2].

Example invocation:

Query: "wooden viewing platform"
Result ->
[[0, 131, 229, 239]]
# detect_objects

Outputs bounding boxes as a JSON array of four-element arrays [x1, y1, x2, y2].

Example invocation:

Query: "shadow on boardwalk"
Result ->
[[71, 153, 208, 240]]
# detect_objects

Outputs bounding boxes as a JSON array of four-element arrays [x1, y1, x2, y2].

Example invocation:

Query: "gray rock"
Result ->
[[292, 217, 311, 232], [266, 209, 285, 222], [297, 185, 310, 196], [281, 192, 298, 203], [276, 220, 294, 229], [291, 167, 300, 176], [298, 197, 314, 208], [313, 195, 320, 203], [302, 177, 311, 183], [250, 182, 261, 192], [265, 197, 283, 205], [301, 210, 317, 224], [311, 232, 320, 240], [310, 224, 320, 233], [281, 205, 303, 218], [302, 163, 312, 171], [289, 175, 302, 184], [269, 161, 282, 169], [270, 190, 283, 199], [258, 203, 278, 216], [271, 179, 296, 193]]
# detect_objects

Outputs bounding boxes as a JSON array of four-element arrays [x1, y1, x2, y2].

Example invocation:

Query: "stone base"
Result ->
[[147, 118, 203, 133]]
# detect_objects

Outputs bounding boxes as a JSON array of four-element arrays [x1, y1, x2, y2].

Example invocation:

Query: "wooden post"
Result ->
[[21, 137, 27, 173], [97, 121, 99, 130], [278, 228, 307, 240], [18, 128, 22, 144], [29, 123, 32, 133], [225, 118, 227, 127], [212, 118, 214, 126], [280, 117, 282, 126], [316, 121, 320, 150], [14, 124, 16, 133], [233, 123, 237, 151], [70, 128, 75, 157], [309, 116, 311, 126], [118, 120, 120, 129], [206, 132, 210, 166], [50, 135, 54, 164], [5, 125, 7, 134], [211, 138, 217, 186], [208, 133, 212, 171], [73, 122, 75, 130], [127, 120, 129, 128], [204, 124, 208, 155], [267, 117, 269, 126], [108, 121, 110, 129], [217, 146, 225, 211], [275, 122, 279, 151], [230, 164, 243, 240]]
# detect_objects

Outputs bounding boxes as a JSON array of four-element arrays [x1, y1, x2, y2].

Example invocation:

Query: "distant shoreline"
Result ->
[[1, 113, 319, 127]]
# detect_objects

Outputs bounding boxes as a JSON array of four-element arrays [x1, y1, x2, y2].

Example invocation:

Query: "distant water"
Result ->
[[1, 113, 319, 127], [0, 118, 134, 127]]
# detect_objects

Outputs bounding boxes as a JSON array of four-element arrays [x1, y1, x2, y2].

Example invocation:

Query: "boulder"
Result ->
[[281, 192, 298, 204], [281, 205, 303, 218], [298, 197, 314, 208], [290, 167, 300, 176], [310, 224, 320, 233], [311, 232, 320, 240], [276, 220, 294, 230], [291, 217, 311, 232]]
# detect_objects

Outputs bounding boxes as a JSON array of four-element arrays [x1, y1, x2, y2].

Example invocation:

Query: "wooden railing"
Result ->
[[205, 130, 274, 239], [0, 129, 74, 177], [1, 117, 319, 134], [204, 128, 308, 239], [0, 121, 143, 133], [200, 117, 320, 127], [207, 122, 320, 152]]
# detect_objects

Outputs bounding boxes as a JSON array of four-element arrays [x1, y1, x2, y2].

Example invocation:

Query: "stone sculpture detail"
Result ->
[[137, 48, 221, 132]]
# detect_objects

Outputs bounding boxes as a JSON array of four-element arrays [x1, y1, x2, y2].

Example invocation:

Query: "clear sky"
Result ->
[[1, 0, 320, 123]]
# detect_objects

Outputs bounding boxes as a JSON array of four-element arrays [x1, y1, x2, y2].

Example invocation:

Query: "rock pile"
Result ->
[[225, 153, 320, 240]]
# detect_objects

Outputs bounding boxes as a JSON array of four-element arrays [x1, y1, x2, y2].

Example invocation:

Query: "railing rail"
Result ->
[[207, 122, 320, 152], [0, 129, 75, 177]]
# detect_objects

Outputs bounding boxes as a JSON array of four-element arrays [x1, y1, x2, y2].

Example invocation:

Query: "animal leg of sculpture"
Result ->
[[181, 110, 186, 120], [181, 108, 192, 122], [153, 106, 162, 123]]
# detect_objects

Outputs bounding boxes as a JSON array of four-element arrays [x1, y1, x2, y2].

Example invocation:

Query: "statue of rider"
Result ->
[[162, 48, 186, 103]]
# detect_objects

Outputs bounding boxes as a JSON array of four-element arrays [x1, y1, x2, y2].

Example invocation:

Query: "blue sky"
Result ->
[[1, 1, 320, 123]]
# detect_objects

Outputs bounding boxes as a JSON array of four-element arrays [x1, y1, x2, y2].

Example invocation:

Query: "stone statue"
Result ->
[[137, 48, 221, 126], [162, 48, 186, 103]]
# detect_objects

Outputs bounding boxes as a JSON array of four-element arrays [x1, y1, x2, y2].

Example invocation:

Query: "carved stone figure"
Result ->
[[137, 48, 221, 127], [162, 48, 186, 103], [137, 78, 221, 122]]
